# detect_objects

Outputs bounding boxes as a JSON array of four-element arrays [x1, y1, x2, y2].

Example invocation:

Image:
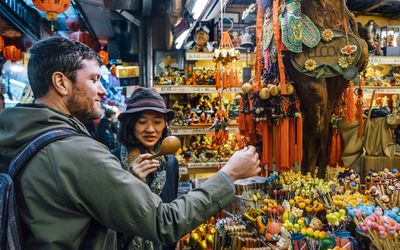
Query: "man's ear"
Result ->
[[51, 72, 70, 96]]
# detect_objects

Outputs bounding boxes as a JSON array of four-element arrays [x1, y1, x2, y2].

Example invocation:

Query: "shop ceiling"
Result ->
[[347, 0, 400, 17], [3, 0, 400, 59]]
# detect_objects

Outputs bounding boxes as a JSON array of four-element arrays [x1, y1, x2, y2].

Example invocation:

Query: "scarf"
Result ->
[[118, 146, 167, 250]]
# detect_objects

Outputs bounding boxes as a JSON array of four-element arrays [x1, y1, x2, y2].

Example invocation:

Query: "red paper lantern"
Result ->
[[33, 0, 71, 21], [98, 50, 109, 65], [69, 31, 91, 45], [0, 36, 4, 52], [3, 45, 23, 62], [66, 17, 81, 31], [69, 31, 100, 52]]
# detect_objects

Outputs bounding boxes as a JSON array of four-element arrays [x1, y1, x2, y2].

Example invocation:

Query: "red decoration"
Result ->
[[33, 0, 71, 21], [69, 31, 100, 52], [0, 36, 4, 52], [98, 50, 109, 65], [3, 45, 23, 62], [69, 31, 91, 45], [66, 17, 81, 31]]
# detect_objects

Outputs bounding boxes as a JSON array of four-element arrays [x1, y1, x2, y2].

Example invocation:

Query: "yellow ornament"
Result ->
[[242, 82, 253, 93], [304, 59, 317, 71], [259, 87, 271, 100], [321, 29, 334, 42]]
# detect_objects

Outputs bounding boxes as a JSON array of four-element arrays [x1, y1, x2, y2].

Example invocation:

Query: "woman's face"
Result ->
[[134, 110, 166, 150]]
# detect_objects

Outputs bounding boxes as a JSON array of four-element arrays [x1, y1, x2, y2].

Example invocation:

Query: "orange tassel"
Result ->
[[260, 123, 268, 176], [296, 117, 303, 163], [276, 123, 281, 171], [239, 114, 246, 135], [344, 82, 356, 124], [336, 131, 342, 166], [356, 89, 364, 137], [234, 69, 239, 86], [253, 0, 264, 92], [289, 118, 296, 168], [280, 119, 290, 170], [245, 114, 254, 138], [329, 130, 337, 167], [228, 70, 233, 89], [223, 70, 227, 90], [268, 124, 273, 171], [216, 67, 221, 89], [273, 0, 286, 94]]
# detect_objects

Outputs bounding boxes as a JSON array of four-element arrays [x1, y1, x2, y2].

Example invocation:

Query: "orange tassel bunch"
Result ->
[[214, 31, 240, 90]]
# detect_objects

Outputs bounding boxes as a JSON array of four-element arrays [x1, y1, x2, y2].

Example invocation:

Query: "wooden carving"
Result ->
[[284, 0, 369, 177]]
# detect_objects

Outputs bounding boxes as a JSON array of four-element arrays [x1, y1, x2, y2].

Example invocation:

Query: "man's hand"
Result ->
[[221, 146, 261, 181], [129, 153, 160, 182]]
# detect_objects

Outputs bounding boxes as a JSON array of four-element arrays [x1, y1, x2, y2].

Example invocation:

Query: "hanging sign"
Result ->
[[117, 66, 140, 86], [291, 30, 361, 79]]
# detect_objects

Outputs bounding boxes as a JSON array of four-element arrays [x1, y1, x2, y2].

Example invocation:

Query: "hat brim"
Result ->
[[118, 107, 175, 122]]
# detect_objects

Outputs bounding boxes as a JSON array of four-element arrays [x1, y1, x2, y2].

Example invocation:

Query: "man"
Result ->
[[0, 37, 260, 249]]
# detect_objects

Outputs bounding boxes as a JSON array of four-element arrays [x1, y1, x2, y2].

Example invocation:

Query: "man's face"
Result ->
[[66, 59, 106, 121]]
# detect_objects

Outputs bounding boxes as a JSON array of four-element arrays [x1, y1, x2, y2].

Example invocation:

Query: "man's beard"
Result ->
[[67, 94, 103, 122]]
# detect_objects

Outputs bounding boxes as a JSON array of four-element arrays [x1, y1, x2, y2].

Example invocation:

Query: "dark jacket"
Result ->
[[93, 117, 119, 151], [0, 104, 235, 250]]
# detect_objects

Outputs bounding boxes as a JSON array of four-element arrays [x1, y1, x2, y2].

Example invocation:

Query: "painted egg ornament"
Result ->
[[286, 84, 294, 95], [259, 87, 271, 100], [267, 222, 282, 235], [269, 84, 279, 96], [242, 82, 253, 93]]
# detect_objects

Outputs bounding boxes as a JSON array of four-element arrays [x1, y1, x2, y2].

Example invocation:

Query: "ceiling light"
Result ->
[[175, 29, 191, 49], [191, 0, 208, 20]]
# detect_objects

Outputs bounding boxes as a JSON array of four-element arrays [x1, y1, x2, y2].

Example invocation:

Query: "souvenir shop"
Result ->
[[1, 0, 400, 249]]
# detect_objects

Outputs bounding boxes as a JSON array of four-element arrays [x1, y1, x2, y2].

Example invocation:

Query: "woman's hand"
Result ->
[[129, 153, 160, 182]]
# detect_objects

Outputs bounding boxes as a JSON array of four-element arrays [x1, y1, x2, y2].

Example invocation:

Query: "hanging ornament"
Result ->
[[69, 31, 99, 51], [3, 45, 23, 62], [33, 0, 71, 31], [98, 50, 109, 65], [66, 17, 82, 31], [33, 0, 71, 21], [0, 36, 4, 52]]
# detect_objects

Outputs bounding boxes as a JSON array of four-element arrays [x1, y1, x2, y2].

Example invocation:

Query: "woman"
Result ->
[[116, 87, 179, 250]]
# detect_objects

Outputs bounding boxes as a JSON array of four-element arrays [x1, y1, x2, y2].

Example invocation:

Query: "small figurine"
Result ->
[[382, 95, 389, 108], [232, 31, 241, 47], [185, 26, 211, 52]]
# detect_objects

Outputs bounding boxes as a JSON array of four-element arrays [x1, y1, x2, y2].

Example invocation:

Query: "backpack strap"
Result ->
[[8, 129, 79, 179]]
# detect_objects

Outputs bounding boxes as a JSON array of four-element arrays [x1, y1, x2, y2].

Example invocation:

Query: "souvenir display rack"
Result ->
[[154, 52, 254, 179]]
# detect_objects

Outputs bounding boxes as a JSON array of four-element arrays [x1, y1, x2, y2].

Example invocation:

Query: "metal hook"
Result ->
[[223, 17, 234, 32]]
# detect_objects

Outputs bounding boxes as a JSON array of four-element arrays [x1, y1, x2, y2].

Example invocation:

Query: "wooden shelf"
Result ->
[[363, 86, 400, 94], [185, 52, 254, 61], [154, 85, 242, 94], [170, 125, 239, 135], [368, 56, 400, 65], [187, 162, 227, 169]]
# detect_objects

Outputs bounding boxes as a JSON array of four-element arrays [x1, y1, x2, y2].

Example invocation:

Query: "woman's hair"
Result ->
[[117, 111, 170, 149]]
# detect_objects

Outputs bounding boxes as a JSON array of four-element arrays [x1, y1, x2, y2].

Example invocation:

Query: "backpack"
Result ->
[[0, 129, 78, 250]]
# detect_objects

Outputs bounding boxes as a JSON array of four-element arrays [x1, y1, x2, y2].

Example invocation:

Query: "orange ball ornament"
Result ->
[[98, 50, 109, 65], [3, 45, 23, 62], [33, 0, 71, 21]]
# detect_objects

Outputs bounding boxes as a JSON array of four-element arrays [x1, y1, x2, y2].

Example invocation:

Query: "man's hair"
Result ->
[[28, 37, 102, 99]]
